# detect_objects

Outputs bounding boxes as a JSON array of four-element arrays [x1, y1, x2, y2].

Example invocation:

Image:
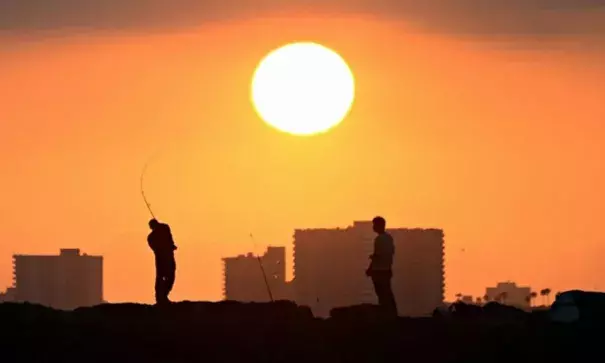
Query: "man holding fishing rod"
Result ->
[[140, 160, 178, 305], [148, 219, 178, 305]]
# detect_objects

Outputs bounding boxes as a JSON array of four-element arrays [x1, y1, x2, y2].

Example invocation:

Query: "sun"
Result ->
[[251, 42, 355, 136]]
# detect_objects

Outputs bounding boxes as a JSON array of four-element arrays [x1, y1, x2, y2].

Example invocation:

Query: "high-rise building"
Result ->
[[485, 282, 531, 309], [293, 221, 445, 317], [222, 246, 292, 302], [12, 248, 103, 310]]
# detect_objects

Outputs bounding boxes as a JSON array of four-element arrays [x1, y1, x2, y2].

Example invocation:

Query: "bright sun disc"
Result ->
[[251, 42, 355, 136]]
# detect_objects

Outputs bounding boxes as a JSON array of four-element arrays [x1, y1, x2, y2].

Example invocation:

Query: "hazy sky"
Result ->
[[1, 1, 604, 303], [2, 0, 605, 37]]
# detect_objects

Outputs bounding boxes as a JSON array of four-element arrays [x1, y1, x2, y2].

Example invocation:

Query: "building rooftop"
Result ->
[[13, 249, 101, 258], [294, 222, 443, 233], [222, 246, 285, 261]]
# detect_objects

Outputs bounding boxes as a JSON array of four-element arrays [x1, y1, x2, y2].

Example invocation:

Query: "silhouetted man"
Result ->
[[366, 216, 397, 316], [148, 219, 177, 305]]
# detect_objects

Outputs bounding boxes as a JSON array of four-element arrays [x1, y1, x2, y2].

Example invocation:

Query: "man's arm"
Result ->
[[164, 225, 178, 250], [147, 234, 156, 251], [366, 238, 379, 274]]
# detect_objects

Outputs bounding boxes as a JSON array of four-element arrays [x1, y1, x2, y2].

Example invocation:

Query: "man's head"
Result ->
[[148, 219, 160, 230], [372, 216, 386, 234]]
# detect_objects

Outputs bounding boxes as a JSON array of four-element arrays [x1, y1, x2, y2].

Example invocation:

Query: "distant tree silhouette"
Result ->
[[539, 288, 553, 306], [455, 293, 462, 301], [483, 294, 489, 302], [475, 297, 482, 305], [530, 291, 538, 307], [544, 288, 552, 305]]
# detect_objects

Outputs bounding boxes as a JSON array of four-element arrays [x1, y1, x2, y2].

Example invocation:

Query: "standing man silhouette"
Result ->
[[366, 216, 398, 316], [147, 219, 177, 305]]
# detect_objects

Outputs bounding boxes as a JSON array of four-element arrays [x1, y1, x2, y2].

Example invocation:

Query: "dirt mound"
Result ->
[[0, 299, 591, 362]]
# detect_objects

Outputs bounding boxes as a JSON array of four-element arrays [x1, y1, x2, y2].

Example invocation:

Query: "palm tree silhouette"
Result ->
[[530, 291, 538, 307], [539, 288, 551, 306], [543, 288, 552, 305]]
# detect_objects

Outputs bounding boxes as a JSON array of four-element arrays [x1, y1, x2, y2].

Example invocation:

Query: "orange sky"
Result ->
[[0, 15, 604, 303]]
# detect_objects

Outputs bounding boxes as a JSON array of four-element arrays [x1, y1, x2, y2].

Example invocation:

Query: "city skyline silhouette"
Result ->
[[2, 2, 604, 362], [1, 0, 604, 306], [0, 219, 567, 309]]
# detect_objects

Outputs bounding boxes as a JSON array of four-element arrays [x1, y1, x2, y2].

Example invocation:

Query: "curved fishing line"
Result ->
[[249, 233, 274, 302], [140, 160, 156, 220], [140, 148, 164, 220]]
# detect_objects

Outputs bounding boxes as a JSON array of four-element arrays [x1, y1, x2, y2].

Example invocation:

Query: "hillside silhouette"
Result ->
[[0, 298, 598, 362]]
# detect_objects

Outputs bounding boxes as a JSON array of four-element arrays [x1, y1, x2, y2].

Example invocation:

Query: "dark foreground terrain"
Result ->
[[0, 298, 602, 363]]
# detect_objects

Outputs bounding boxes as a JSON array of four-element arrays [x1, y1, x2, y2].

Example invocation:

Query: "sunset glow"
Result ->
[[251, 42, 355, 136], [0, 13, 603, 305]]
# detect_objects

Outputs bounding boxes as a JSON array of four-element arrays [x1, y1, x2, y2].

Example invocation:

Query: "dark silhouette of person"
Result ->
[[366, 216, 398, 316], [147, 219, 177, 305]]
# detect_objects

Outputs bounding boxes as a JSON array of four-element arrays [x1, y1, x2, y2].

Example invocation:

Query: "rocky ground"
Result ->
[[0, 300, 598, 362]]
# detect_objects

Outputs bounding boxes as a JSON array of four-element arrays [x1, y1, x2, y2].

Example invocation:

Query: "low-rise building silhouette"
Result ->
[[222, 246, 292, 302], [0, 287, 16, 302], [293, 221, 445, 317], [460, 295, 473, 304], [12, 248, 103, 310], [485, 281, 531, 309]]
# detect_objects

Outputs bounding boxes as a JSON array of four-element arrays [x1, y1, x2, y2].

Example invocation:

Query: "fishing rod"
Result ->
[[249, 233, 274, 302], [140, 161, 156, 220]]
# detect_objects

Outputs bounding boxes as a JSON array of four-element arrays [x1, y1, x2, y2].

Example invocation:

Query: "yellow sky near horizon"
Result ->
[[1, 16, 604, 303]]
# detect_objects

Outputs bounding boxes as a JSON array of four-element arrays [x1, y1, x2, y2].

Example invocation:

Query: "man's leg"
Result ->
[[372, 271, 397, 316], [383, 272, 398, 316], [371, 274, 380, 305], [164, 256, 176, 299], [155, 261, 165, 304], [155, 257, 170, 305], [371, 273, 386, 307]]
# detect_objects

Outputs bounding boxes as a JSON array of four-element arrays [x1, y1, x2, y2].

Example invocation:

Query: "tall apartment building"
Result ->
[[222, 246, 292, 302], [293, 221, 445, 317], [12, 248, 103, 310]]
